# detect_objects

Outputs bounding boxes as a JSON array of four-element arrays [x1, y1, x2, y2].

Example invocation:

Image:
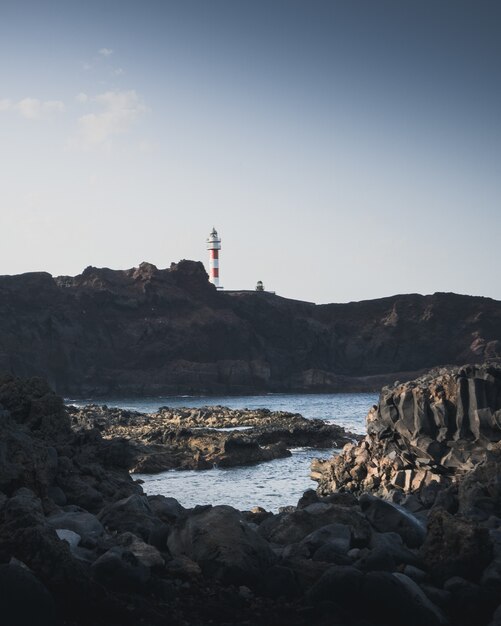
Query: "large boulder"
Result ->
[[259, 565, 302, 599], [307, 566, 445, 626], [147, 495, 185, 523], [421, 509, 493, 582], [306, 564, 364, 604], [116, 532, 165, 568], [0, 564, 56, 626], [167, 505, 276, 585], [91, 547, 150, 590], [98, 494, 162, 541], [368, 531, 421, 567], [258, 503, 371, 547], [299, 523, 351, 556], [444, 576, 499, 626], [361, 571, 444, 626], [360, 493, 426, 547], [48, 510, 104, 542]]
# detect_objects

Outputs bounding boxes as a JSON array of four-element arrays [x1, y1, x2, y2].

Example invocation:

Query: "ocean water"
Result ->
[[68, 393, 378, 511]]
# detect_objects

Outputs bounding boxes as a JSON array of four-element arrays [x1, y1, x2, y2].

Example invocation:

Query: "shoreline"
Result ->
[[58, 369, 427, 399], [65, 388, 380, 402]]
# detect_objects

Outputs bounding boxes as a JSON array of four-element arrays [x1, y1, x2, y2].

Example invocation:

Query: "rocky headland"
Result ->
[[1, 261, 501, 395], [1, 367, 501, 626], [67, 404, 355, 472]]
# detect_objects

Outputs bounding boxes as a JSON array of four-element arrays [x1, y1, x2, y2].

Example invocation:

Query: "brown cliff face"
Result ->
[[0, 260, 500, 396]]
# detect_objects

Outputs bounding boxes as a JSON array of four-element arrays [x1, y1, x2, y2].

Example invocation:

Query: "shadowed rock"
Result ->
[[0, 564, 56, 626], [421, 509, 493, 583], [167, 505, 276, 585]]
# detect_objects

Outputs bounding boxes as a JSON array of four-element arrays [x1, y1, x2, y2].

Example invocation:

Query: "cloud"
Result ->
[[74, 89, 148, 148], [0, 97, 65, 119], [76, 92, 89, 103], [112, 67, 125, 76], [16, 98, 65, 119], [99, 48, 113, 57]]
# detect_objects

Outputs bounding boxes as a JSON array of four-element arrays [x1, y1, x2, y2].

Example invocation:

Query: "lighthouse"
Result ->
[[206, 227, 222, 289]]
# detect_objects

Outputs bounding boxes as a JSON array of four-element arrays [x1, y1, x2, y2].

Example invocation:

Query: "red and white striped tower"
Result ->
[[206, 227, 222, 289]]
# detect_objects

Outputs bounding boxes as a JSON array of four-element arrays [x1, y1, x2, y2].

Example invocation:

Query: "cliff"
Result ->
[[0, 260, 501, 396]]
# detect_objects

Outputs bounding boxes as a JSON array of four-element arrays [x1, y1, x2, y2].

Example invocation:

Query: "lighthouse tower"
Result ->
[[206, 227, 222, 289]]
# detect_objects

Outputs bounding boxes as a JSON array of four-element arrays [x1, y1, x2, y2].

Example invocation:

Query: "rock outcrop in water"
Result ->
[[311, 363, 501, 502], [68, 404, 355, 471], [1, 372, 501, 625], [1, 261, 501, 395]]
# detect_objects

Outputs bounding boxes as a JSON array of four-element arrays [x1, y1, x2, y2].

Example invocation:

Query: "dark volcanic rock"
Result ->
[[421, 509, 493, 583], [361, 571, 444, 626], [3, 371, 501, 626], [307, 566, 445, 626], [0, 563, 56, 626], [258, 502, 371, 547], [91, 546, 150, 590], [98, 494, 162, 541], [0, 376, 154, 625], [47, 510, 105, 541], [0, 375, 69, 496], [69, 404, 354, 472], [260, 564, 302, 598], [367, 531, 421, 567], [306, 564, 364, 604], [489, 605, 501, 626], [167, 505, 276, 585], [312, 363, 501, 500], [359, 494, 426, 547], [299, 522, 352, 556], [1, 263, 501, 395], [458, 445, 501, 521]]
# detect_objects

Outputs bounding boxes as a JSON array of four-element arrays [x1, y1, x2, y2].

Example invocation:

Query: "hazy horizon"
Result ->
[[1, 0, 500, 304]]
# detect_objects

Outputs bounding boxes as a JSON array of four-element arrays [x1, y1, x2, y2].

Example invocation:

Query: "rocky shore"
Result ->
[[311, 362, 501, 502], [1, 368, 500, 625], [67, 404, 355, 472]]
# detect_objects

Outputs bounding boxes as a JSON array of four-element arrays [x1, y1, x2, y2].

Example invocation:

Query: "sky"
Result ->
[[0, 0, 500, 304]]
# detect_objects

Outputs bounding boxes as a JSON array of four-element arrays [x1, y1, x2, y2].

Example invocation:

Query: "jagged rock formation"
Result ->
[[1, 261, 501, 395], [1, 373, 501, 625], [312, 363, 501, 500], [68, 404, 355, 472]]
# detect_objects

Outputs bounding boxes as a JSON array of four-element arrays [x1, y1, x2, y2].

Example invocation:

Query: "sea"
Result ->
[[67, 393, 378, 512]]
